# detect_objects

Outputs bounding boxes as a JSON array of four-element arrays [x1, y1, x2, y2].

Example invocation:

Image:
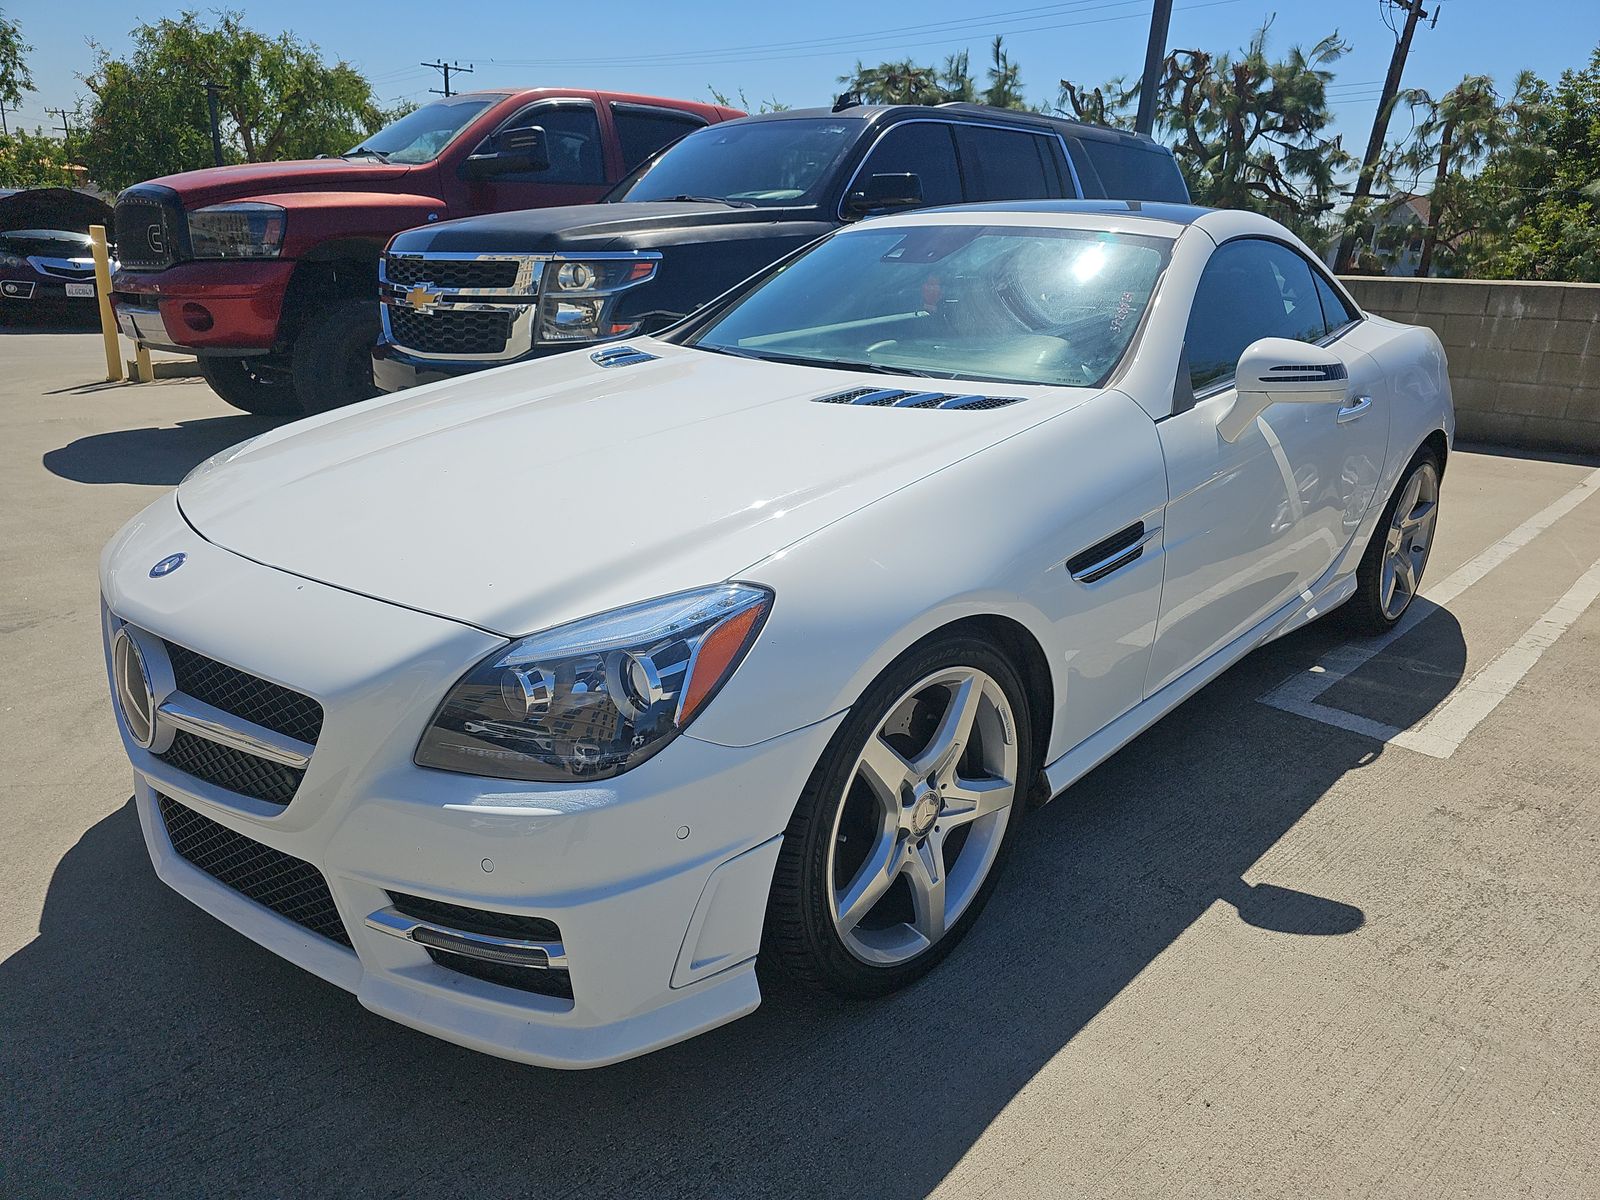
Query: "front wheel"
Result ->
[[763, 633, 1031, 998], [1344, 447, 1443, 635], [291, 298, 381, 415], [198, 355, 300, 416]]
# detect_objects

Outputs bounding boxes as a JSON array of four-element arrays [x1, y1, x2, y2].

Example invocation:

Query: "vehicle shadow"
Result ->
[[42, 415, 283, 486], [0, 612, 1467, 1199]]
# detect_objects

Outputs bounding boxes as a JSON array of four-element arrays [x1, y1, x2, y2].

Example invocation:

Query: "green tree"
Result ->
[[836, 39, 1024, 108], [1055, 77, 1137, 129], [0, 127, 73, 187], [982, 36, 1026, 109], [0, 8, 33, 120], [706, 87, 789, 114], [80, 10, 384, 191], [837, 59, 945, 106]]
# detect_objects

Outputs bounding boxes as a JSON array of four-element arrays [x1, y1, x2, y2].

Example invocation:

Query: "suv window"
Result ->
[[1074, 138, 1188, 202], [614, 106, 707, 173], [498, 103, 605, 184], [1313, 270, 1361, 334], [954, 125, 1057, 201], [1185, 239, 1328, 392], [855, 122, 962, 209]]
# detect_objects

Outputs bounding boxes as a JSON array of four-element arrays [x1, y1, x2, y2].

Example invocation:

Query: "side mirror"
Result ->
[[843, 172, 923, 218], [463, 125, 551, 179], [1217, 337, 1349, 442]]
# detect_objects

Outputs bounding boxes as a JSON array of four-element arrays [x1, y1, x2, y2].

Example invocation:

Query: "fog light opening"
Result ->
[[181, 302, 214, 332]]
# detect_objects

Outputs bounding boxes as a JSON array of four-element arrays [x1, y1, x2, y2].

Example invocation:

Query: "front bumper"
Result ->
[[111, 260, 294, 353], [101, 493, 839, 1068], [1, 275, 97, 304], [370, 340, 518, 391]]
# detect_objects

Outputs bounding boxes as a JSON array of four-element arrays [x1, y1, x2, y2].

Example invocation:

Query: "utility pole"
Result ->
[[45, 106, 75, 145], [0, 100, 13, 137], [203, 81, 226, 166], [421, 60, 473, 98], [1134, 0, 1174, 136], [1334, 0, 1436, 272]]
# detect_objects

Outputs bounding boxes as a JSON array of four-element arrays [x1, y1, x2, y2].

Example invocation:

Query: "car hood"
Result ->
[[389, 201, 824, 256], [177, 342, 1087, 636], [137, 158, 420, 208]]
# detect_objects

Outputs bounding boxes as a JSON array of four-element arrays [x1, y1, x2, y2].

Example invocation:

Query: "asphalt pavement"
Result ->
[[3, 328, 1597, 1199]]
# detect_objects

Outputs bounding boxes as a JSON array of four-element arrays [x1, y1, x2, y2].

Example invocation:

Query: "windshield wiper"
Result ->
[[342, 147, 389, 161], [665, 194, 756, 209], [694, 345, 946, 378]]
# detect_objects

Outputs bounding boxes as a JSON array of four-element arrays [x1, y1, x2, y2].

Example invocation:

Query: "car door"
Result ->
[[951, 124, 1067, 201], [841, 121, 964, 218], [1145, 237, 1390, 694], [466, 100, 614, 213]]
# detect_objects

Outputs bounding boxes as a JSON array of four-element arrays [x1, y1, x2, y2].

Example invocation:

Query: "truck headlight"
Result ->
[[536, 255, 658, 343], [415, 583, 771, 782], [187, 202, 287, 259]]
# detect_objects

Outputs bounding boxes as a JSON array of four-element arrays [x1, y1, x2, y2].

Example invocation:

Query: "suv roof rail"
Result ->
[[933, 101, 1158, 143]]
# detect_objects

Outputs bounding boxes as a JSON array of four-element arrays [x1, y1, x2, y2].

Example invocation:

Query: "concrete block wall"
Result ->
[[1341, 277, 1600, 455]]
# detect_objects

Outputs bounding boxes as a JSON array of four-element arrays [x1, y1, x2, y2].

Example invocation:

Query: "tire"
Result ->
[[290, 298, 381, 415], [198, 355, 300, 416], [1343, 445, 1443, 636], [763, 632, 1033, 998]]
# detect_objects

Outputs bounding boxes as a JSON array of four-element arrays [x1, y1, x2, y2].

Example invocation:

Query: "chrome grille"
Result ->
[[388, 306, 513, 356], [159, 794, 351, 947], [384, 254, 521, 290]]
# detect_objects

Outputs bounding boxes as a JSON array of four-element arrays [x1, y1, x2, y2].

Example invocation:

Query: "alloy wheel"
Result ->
[[826, 667, 1019, 966], [1380, 459, 1440, 620]]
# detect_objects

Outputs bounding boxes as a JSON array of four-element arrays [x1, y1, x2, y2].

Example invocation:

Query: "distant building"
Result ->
[[1329, 194, 1431, 276]]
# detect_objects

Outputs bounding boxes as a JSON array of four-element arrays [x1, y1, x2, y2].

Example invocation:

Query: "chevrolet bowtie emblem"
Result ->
[[403, 284, 443, 312]]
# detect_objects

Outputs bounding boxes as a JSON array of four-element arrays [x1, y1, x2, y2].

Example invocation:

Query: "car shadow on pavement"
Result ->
[[42, 415, 284, 486], [0, 612, 1466, 1199]]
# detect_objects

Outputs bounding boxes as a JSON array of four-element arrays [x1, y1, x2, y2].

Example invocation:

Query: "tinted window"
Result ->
[[498, 104, 605, 184], [615, 117, 858, 206], [1186, 239, 1329, 392], [614, 107, 706, 172], [350, 94, 502, 164], [954, 126, 1056, 201], [1075, 138, 1189, 202], [857, 123, 962, 208], [1313, 270, 1360, 333]]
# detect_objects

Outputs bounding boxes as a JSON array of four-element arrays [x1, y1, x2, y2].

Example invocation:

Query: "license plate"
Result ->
[[66, 282, 95, 298]]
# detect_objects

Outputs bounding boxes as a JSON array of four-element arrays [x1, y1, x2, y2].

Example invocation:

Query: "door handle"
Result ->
[[1337, 395, 1373, 424]]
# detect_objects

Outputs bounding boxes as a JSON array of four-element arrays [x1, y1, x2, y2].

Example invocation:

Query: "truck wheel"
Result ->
[[291, 298, 382, 414], [198, 356, 301, 416]]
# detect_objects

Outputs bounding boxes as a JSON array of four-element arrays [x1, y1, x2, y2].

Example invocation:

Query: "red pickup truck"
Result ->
[[110, 89, 740, 414]]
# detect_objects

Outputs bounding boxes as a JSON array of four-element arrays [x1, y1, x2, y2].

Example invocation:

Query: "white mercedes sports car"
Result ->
[[102, 201, 1452, 1068]]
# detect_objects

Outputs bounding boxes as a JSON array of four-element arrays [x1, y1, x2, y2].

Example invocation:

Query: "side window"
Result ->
[[1313, 270, 1361, 334], [856, 123, 962, 208], [954, 126, 1056, 201], [1076, 138, 1188, 202], [497, 104, 605, 184], [1185, 239, 1328, 392], [613, 106, 706, 173]]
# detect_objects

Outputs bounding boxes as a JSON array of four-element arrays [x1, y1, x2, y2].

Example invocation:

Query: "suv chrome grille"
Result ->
[[158, 794, 351, 947], [384, 254, 521, 290], [811, 387, 1026, 411], [388, 306, 513, 356]]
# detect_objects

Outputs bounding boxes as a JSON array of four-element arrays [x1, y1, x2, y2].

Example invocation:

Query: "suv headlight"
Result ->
[[187, 202, 287, 259], [536, 254, 658, 343], [416, 583, 771, 782]]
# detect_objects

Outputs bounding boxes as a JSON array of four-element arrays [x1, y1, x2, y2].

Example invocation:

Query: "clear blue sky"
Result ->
[[7, 0, 1597, 183]]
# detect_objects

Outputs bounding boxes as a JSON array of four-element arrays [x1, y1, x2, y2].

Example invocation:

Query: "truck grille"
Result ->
[[384, 254, 521, 290], [158, 793, 352, 947], [388, 306, 513, 356], [113, 194, 181, 270]]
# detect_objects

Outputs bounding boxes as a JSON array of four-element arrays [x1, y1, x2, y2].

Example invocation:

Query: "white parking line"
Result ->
[[1392, 556, 1600, 758], [1259, 464, 1600, 753]]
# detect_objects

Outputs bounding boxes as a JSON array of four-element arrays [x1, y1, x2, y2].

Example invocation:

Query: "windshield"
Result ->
[[686, 224, 1172, 388], [345, 94, 505, 164], [612, 117, 859, 207]]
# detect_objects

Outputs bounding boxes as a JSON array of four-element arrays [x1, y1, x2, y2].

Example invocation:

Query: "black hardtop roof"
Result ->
[[721, 102, 1167, 148]]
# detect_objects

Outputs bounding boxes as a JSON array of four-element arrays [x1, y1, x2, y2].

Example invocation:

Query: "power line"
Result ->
[[421, 60, 473, 97]]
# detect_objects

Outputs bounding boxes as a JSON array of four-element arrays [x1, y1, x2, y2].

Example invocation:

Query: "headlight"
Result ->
[[416, 583, 772, 782], [187, 202, 287, 259], [536, 255, 658, 343], [0, 251, 26, 271]]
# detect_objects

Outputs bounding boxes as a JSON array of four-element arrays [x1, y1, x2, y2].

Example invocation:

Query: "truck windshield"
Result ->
[[686, 223, 1172, 389], [346, 94, 506, 164], [611, 118, 859, 207]]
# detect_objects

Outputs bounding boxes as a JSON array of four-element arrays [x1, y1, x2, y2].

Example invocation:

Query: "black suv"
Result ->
[[372, 102, 1189, 391]]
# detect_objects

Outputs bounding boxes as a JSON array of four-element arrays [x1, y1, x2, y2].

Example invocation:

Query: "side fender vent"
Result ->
[[591, 345, 658, 369], [811, 387, 1025, 411]]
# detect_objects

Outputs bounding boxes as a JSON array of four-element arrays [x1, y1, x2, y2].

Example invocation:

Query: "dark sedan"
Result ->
[[0, 227, 100, 309]]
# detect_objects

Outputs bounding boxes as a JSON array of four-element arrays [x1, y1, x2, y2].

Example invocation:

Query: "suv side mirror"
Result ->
[[843, 172, 924, 218], [464, 125, 551, 179], [1218, 337, 1349, 442]]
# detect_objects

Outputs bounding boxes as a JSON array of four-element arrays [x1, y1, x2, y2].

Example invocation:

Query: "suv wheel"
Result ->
[[291, 298, 382, 415], [198, 355, 300, 416]]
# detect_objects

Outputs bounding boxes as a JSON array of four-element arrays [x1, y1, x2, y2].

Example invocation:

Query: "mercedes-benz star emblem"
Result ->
[[149, 552, 187, 578]]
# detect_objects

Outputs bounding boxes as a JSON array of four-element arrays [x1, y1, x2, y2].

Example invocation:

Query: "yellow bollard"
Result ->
[[89, 224, 123, 383], [134, 342, 154, 383]]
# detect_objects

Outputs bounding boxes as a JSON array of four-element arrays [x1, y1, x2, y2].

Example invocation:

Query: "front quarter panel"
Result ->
[[690, 390, 1169, 763]]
